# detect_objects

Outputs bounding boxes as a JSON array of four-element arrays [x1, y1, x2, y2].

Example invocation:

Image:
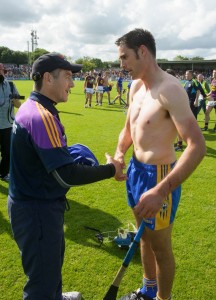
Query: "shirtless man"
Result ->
[[103, 71, 112, 105], [114, 29, 206, 300]]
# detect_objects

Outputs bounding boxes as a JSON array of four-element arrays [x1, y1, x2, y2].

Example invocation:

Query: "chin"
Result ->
[[55, 99, 66, 104], [131, 74, 137, 80]]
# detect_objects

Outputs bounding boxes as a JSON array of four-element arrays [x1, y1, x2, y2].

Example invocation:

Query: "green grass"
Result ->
[[0, 80, 216, 300]]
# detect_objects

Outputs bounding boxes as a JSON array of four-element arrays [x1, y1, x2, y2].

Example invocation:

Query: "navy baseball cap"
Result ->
[[31, 53, 82, 81], [68, 144, 99, 166]]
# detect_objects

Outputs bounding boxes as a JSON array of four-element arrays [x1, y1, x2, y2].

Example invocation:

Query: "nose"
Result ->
[[70, 78, 74, 88], [120, 60, 125, 69]]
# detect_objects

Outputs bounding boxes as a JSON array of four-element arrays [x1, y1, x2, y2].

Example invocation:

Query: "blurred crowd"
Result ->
[[2, 63, 214, 84]]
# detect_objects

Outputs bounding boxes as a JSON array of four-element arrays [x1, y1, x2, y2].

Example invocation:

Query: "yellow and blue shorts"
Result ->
[[126, 156, 181, 230]]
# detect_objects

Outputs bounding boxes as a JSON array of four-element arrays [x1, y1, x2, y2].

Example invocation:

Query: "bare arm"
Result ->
[[114, 102, 133, 159], [134, 83, 206, 218], [114, 80, 139, 177], [84, 77, 87, 89], [11, 83, 22, 108], [162, 84, 205, 191], [158, 117, 206, 196], [13, 98, 22, 108], [194, 89, 200, 107]]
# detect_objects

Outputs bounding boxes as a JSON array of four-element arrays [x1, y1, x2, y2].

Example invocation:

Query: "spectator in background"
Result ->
[[197, 73, 210, 115], [95, 72, 104, 106], [202, 69, 216, 132], [84, 70, 95, 108], [112, 71, 124, 104], [166, 68, 175, 77], [103, 71, 112, 105], [0, 63, 22, 182], [166, 69, 183, 151], [184, 70, 200, 119], [125, 78, 132, 108]]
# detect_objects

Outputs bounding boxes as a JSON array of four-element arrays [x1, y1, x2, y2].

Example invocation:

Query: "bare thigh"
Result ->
[[132, 209, 173, 252]]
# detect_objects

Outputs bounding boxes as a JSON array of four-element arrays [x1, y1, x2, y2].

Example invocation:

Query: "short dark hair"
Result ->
[[186, 70, 193, 75], [115, 28, 156, 58], [34, 77, 43, 91], [166, 69, 176, 77]]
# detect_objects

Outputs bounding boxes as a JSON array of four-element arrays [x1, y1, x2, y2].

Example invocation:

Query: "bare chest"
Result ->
[[130, 91, 167, 130], [103, 76, 109, 85]]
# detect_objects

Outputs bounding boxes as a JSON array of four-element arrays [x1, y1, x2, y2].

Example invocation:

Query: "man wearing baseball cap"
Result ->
[[8, 53, 126, 300]]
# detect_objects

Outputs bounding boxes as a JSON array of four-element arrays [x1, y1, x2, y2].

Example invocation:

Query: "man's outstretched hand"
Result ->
[[105, 153, 127, 181]]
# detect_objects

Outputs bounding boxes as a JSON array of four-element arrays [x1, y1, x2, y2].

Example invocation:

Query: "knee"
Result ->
[[151, 243, 173, 263]]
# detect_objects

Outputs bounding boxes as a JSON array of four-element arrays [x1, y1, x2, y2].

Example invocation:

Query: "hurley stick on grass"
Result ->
[[103, 220, 145, 300]]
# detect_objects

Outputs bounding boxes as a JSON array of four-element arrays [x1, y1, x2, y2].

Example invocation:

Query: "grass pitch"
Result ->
[[0, 79, 215, 299]]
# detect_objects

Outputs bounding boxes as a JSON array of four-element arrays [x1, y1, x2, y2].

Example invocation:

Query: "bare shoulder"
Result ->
[[130, 79, 144, 96], [159, 73, 189, 108], [161, 73, 184, 94]]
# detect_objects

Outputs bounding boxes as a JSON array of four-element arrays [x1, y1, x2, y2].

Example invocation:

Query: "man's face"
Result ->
[[118, 44, 142, 80], [185, 71, 193, 80], [49, 69, 74, 103], [197, 74, 203, 82]]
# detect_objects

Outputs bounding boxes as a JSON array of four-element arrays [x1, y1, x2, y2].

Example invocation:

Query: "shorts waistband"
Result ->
[[131, 156, 176, 172]]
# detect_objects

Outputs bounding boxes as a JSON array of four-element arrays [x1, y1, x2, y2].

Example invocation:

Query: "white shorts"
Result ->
[[96, 86, 103, 93], [207, 100, 216, 108], [86, 88, 94, 94]]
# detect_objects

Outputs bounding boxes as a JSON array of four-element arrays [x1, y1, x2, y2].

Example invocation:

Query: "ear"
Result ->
[[43, 72, 53, 84], [139, 45, 147, 57]]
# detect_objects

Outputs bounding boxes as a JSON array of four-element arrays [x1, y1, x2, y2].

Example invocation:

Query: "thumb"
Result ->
[[105, 152, 111, 159]]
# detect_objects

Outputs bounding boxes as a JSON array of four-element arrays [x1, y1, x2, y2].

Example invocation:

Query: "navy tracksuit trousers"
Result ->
[[8, 196, 66, 300]]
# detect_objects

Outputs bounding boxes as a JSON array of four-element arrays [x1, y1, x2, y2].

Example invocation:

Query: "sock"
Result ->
[[156, 292, 171, 300], [140, 277, 157, 298]]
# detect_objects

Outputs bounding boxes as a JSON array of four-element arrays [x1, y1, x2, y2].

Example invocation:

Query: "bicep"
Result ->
[[164, 85, 198, 142], [175, 115, 202, 145]]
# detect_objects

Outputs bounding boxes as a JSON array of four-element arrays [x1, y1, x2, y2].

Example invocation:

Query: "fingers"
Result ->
[[115, 173, 127, 181], [134, 191, 164, 219], [105, 153, 114, 165], [134, 206, 155, 219], [114, 153, 126, 169], [105, 153, 127, 181], [105, 152, 111, 160]]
